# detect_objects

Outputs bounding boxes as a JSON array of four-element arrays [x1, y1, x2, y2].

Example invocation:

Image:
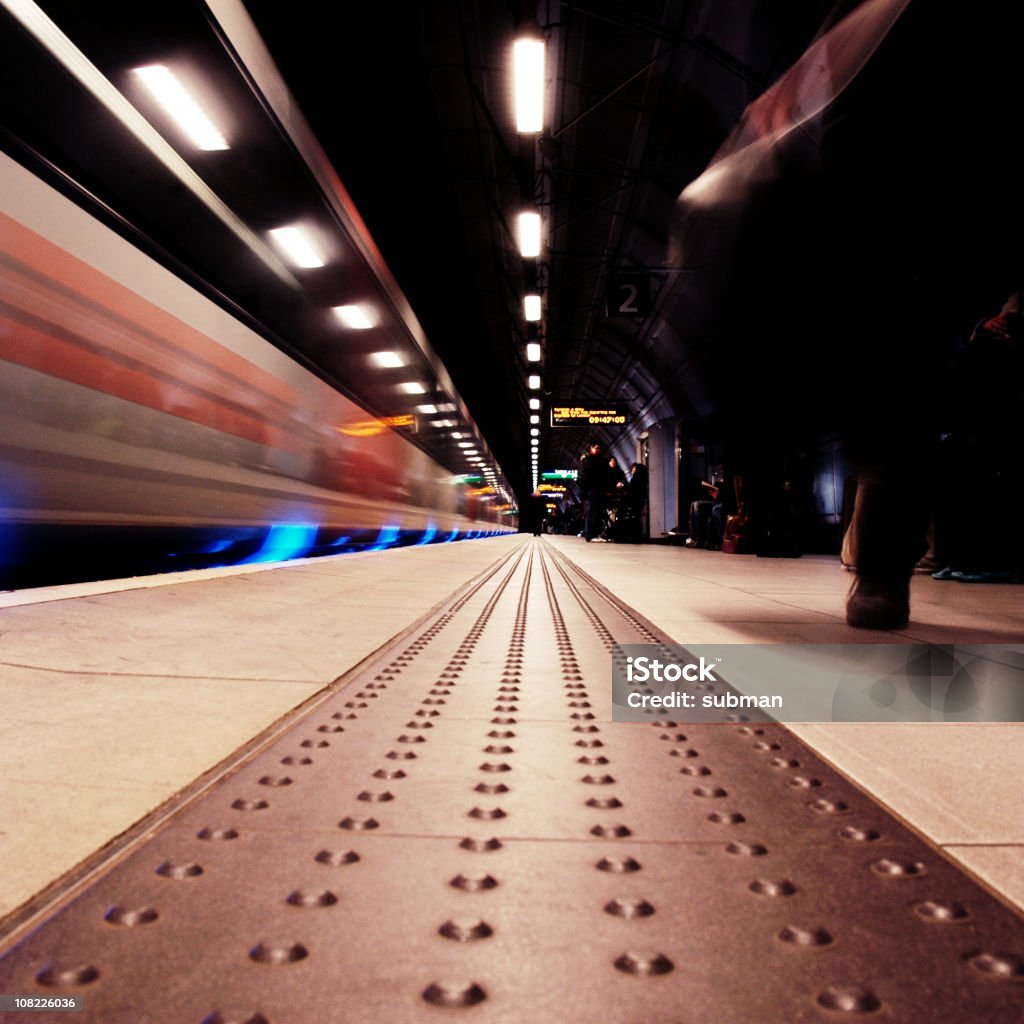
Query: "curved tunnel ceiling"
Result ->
[[244, 0, 851, 497]]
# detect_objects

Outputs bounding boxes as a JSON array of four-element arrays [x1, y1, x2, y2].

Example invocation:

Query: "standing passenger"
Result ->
[[579, 441, 610, 541]]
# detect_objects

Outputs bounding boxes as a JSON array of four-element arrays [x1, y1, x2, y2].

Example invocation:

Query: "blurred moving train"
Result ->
[[0, 2, 516, 590]]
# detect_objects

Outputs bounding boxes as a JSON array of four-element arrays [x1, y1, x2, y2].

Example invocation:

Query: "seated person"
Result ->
[[687, 468, 743, 548], [685, 472, 729, 547], [686, 485, 719, 548]]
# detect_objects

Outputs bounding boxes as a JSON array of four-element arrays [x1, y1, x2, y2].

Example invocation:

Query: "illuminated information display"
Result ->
[[550, 404, 628, 427]]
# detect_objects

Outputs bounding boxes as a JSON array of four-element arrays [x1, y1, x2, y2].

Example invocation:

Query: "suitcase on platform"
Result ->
[[722, 512, 754, 554]]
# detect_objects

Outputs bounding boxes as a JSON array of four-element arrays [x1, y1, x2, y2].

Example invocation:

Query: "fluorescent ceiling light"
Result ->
[[437, 403, 456, 412], [335, 304, 374, 329], [369, 351, 404, 368], [517, 211, 541, 258], [529, 398, 540, 410], [524, 294, 542, 321], [526, 342, 541, 362], [399, 381, 427, 394], [133, 65, 228, 151], [530, 415, 539, 424], [528, 374, 541, 390], [416, 404, 438, 414], [458, 442, 474, 448], [269, 226, 324, 268], [513, 38, 545, 133], [530, 428, 540, 437], [451, 432, 464, 439]]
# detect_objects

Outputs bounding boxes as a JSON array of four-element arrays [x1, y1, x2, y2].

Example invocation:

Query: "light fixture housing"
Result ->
[[335, 304, 375, 329], [269, 225, 324, 268], [513, 37, 545, 133], [133, 65, 228, 151], [369, 351, 404, 368], [517, 211, 542, 258]]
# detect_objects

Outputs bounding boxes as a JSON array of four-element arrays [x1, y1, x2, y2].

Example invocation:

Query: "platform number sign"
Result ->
[[605, 270, 651, 319]]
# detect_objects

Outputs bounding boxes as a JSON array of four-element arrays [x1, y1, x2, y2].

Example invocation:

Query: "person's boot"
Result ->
[[846, 575, 910, 630], [843, 467, 924, 630]]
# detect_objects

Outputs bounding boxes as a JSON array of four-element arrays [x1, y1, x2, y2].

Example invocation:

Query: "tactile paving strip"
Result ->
[[2, 538, 1023, 1022]]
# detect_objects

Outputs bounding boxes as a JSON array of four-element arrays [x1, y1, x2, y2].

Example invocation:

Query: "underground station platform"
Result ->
[[1, 535, 1023, 1022]]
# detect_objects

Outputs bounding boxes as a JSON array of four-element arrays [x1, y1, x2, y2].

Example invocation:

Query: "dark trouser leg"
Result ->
[[710, 504, 727, 547], [585, 496, 604, 540], [688, 501, 713, 546]]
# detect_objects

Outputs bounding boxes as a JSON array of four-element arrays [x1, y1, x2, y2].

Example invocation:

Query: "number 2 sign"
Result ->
[[605, 270, 651, 318]]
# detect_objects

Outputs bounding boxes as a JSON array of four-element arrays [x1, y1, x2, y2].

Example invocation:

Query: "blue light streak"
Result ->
[[239, 523, 318, 564]]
